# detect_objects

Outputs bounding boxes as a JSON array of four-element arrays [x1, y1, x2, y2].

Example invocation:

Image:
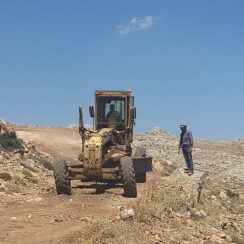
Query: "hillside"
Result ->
[[0, 121, 243, 243]]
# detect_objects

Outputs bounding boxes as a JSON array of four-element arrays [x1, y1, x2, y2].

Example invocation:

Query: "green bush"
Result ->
[[0, 132, 23, 151]]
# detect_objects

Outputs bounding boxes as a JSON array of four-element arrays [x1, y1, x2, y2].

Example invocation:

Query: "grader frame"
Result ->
[[53, 90, 152, 197]]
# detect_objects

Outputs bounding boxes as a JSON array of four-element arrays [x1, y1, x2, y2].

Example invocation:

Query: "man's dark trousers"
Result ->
[[182, 146, 194, 172]]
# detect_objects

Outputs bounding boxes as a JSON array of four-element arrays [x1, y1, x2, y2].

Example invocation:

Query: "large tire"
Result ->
[[121, 156, 137, 198], [53, 160, 71, 195], [134, 146, 147, 183]]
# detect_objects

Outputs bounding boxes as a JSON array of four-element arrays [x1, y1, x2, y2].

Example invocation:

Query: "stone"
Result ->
[[220, 233, 227, 239], [0, 172, 12, 181], [21, 162, 38, 172], [10, 217, 17, 222], [226, 189, 239, 198], [27, 197, 42, 203], [54, 218, 63, 223], [211, 195, 217, 201], [0, 186, 6, 192], [203, 236, 211, 240], [219, 191, 228, 200], [22, 168, 34, 177], [7, 183, 21, 193], [175, 213, 183, 218], [13, 153, 23, 160], [195, 210, 207, 218], [211, 235, 223, 243], [118, 208, 135, 220], [169, 168, 207, 204], [80, 217, 92, 222], [29, 177, 39, 184], [190, 209, 207, 219]]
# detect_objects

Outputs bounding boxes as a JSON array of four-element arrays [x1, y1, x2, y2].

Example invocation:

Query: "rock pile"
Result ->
[[0, 120, 53, 203]]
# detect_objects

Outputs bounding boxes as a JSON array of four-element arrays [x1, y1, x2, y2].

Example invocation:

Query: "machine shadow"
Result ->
[[72, 182, 123, 195]]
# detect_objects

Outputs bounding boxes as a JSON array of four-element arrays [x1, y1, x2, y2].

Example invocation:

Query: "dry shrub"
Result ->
[[82, 219, 151, 244], [0, 132, 23, 151], [134, 186, 189, 226], [81, 185, 192, 243], [80, 182, 225, 244]]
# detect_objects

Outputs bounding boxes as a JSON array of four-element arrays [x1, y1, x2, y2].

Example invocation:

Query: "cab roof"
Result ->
[[95, 90, 132, 96]]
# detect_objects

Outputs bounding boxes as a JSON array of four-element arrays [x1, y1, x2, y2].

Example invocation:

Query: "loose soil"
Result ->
[[0, 125, 156, 244]]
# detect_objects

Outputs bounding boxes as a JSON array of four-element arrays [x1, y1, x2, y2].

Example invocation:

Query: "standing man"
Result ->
[[178, 124, 194, 175]]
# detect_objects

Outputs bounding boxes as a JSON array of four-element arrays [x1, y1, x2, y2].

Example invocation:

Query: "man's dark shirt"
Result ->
[[179, 130, 194, 148]]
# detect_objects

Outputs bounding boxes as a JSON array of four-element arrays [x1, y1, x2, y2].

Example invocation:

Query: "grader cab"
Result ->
[[53, 90, 152, 198]]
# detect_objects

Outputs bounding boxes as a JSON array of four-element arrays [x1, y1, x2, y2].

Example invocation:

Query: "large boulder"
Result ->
[[170, 168, 207, 205]]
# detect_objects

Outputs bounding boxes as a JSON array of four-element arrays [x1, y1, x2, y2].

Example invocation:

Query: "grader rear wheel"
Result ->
[[134, 146, 147, 183], [121, 156, 137, 198], [53, 160, 71, 195]]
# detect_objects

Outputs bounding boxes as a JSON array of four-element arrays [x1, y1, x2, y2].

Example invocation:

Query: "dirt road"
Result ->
[[15, 126, 82, 162], [0, 126, 155, 244]]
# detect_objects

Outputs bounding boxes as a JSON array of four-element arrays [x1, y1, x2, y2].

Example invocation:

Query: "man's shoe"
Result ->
[[188, 171, 194, 176], [184, 168, 190, 173]]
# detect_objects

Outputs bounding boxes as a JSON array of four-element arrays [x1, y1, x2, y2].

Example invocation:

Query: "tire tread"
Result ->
[[53, 160, 71, 195], [121, 156, 137, 198]]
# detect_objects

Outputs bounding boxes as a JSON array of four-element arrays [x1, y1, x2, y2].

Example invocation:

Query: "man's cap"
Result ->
[[180, 124, 187, 128]]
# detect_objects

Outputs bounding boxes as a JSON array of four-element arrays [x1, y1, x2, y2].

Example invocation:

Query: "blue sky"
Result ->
[[0, 1, 243, 140]]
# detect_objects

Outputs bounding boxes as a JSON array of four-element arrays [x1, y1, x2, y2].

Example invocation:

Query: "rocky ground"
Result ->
[[131, 128, 244, 244], [0, 121, 243, 243], [0, 120, 53, 204]]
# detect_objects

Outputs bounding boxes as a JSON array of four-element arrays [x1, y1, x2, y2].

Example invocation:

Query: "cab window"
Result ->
[[96, 97, 125, 122]]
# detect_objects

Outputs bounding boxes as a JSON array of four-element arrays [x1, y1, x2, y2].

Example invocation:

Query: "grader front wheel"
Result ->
[[121, 156, 137, 198], [53, 160, 71, 195]]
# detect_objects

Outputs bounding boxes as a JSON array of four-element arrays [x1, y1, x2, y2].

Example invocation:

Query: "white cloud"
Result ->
[[118, 25, 131, 35], [130, 17, 137, 25], [118, 15, 155, 36]]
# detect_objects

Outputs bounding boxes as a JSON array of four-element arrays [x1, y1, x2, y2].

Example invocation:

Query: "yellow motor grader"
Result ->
[[53, 90, 152, 197]]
